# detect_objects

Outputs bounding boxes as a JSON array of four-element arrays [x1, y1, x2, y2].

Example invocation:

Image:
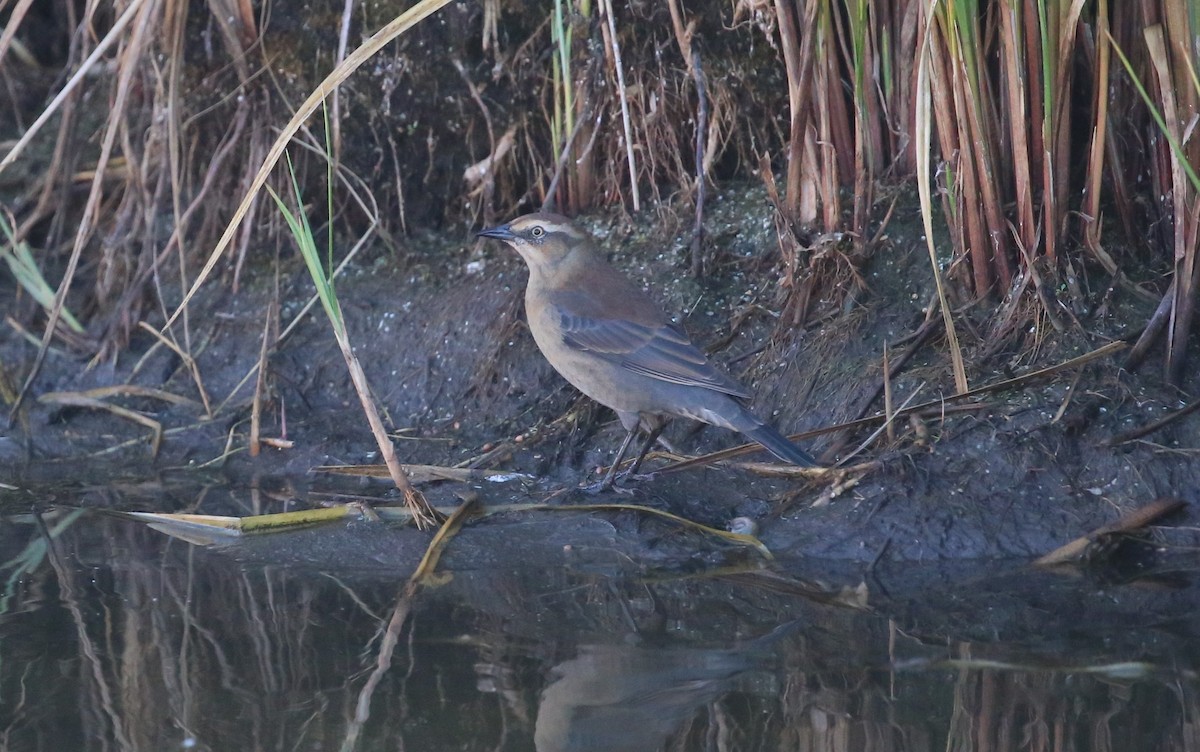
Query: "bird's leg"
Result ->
[[583, 425, 639, 494], [623, 423, 665, 479]]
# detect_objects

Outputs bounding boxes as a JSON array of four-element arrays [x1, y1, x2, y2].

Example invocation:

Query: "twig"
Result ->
[[835, 384, 924, 467], [332, 0, 355, 162], [823, 314, 938, 457], [249, 295, 278, 457], [453, 57, 498, 223], [600, 0, 639, 210], [37, 392, 164, 456], [1051, 367, 1083, 424], [690, 46, 708, 279], [659, 340, 1128, 473], [136, 321, 213, 417], [1034, 497, 1187, 566], [1106, 395, 1200, 446], [883, 343, 894, 442], [1124, 278, 1173, 371], [868, 193, 900, 248]]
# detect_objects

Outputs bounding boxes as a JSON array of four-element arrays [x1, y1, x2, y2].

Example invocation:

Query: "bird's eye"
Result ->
[[530, 226, 545, 239]]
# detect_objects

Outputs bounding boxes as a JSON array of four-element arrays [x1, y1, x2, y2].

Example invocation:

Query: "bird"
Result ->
[[477, 211, 818, 491]]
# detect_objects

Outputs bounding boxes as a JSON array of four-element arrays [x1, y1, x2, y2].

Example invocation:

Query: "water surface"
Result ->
[[1, 481, 1195, 751]]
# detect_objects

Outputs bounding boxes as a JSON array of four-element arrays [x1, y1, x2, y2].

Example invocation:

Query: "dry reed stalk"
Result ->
[[889, 0, 921, 174], [798, 114, 820, 223], [0, 0, 36, 67], [916, 0, 968, 393], [549, 0, 576, 209], [999, 0, 1036, 262], [1078, 2, 1121, 278], [270, 148, 435, 525], [161, 0, 457, 331], [1125, 277, 1174, 371], [12, 0, 159, 415], [824, 5, 855, 185], [845, 0, 875, 246], [544, 100, 598, 212], [914, 0, 1100, 307], [1043, 0, 1089, 267], [333, 0, 355, 164], [665, 0, 708, 275], [1034, 496, 1186, 566], [1145, 20, 1200, 385], [861, 3, 886, 175], [927, 13, 968, 284], [164, 0, 192, 356], [572, 35, 603, 211], [949, 81, 994, 295], [0, 1, 144, 175], [1165, 7, 1200, 372], [814, 1, 843, 233], [772, 0, 816, 226], [599, 0, 639, 211], [965, 14, 1011, 289], [666, 0, 694, 63], [945, 5, 1007, 295], [204, 0, 252, 82], [1107, 5, 1145, 242]]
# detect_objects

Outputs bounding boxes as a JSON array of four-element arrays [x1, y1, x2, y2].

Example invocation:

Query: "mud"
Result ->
[[3, 187, 1199, 562]]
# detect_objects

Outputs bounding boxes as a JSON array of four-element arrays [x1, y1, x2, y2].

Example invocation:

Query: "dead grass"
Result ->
[[0, 0, 1196, 446]]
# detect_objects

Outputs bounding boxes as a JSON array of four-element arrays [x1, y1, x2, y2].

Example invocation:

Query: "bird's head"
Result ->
[[476, 212, 587, 273]]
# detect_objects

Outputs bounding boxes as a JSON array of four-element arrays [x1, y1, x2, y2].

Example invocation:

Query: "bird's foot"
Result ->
[[579, 479, 637, 496], [618, 470, 659, 484], [578, 465, 658, 495]]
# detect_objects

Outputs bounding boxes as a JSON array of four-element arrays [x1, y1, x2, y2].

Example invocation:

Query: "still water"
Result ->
[[1, 481, 1196, 751]]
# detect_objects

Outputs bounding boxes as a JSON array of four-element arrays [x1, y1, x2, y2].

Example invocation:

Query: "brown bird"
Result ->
[[477, 212, 818, 491]]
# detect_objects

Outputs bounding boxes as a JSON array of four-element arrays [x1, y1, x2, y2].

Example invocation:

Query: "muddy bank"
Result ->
[[3, 187, 1199, 561]]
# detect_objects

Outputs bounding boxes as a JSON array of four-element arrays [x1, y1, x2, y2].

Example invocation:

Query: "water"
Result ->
[[1, 482, 1196, 751]]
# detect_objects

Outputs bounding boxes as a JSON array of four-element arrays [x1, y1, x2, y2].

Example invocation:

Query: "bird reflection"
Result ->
[[534, 639, 775, 752]]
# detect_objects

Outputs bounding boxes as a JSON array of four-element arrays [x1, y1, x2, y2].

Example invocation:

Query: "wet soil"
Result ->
[[3, 186, 1199, 564]]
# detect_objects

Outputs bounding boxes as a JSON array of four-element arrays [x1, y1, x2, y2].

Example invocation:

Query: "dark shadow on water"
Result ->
[[2, 480, 1198, 751]]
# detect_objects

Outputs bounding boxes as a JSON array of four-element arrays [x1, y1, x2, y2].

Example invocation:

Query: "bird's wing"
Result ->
[[556, 309, 751, 399]]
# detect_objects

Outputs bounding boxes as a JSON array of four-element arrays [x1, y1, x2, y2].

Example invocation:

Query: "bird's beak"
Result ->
[[476, 223, 517, 242]]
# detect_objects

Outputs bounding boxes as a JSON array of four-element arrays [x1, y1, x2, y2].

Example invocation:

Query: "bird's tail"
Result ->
[[742, 422, 819, 467]]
